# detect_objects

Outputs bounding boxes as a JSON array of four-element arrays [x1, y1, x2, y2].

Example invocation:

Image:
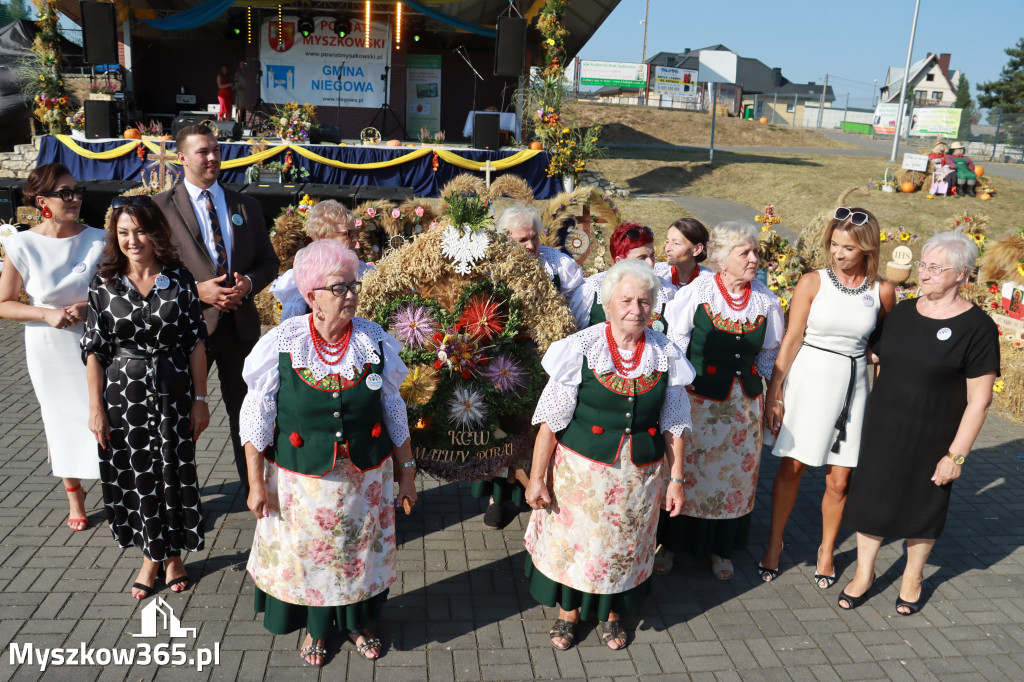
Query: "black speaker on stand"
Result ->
[[301, 183, 360, 208], [493, 17, 527, 76], [80, 1, 118, 65], [472, 113, 501, 151], [171, 113, 214, 138], [84, 100, 117, 139], [0, 177, 22, 224]]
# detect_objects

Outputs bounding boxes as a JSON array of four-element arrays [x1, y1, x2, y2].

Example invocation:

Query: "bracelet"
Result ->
[[772, 399, 784, 407], [399, 460, 416, 469], [194, 395, 210, 403], [669, 477, 685, 484]]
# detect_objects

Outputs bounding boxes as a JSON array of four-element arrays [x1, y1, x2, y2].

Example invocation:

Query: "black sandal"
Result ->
[[814, 571, 837, 589], [165, 576, 190, 592], [838, 573, 874, 610], [596, 619, 628, 650], [131, 582, 154, 599], [757, 562, 780, 582], [299, 644, 327, 666], [895, 595, 923, 615], [548, 618, 577, 650], [349, 630, 382, 659]]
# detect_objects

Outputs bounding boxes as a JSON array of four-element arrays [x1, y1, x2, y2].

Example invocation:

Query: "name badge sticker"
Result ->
[[366, 373, 383, 391], [154, 273, 170, 290], [937, 327, 952, 341], [651, 320, 665, 333], [72, 261, 86, 274], [862, 294, 874, 307], [231, 213, 243, 226]]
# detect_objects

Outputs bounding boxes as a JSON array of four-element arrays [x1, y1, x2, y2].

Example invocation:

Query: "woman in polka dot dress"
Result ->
[[82, 197, 209, 599]]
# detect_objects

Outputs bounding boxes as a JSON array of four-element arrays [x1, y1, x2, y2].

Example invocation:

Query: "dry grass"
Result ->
[[592, 150, 1024, 241], [574, 102, 856, 149]]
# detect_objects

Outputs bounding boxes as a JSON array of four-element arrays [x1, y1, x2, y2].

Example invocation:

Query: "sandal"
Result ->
[[757, 562, 780, 582], [164, 558, 190, 592], [349, 629, 382, 659], [131, 582, 155, 599], [548, 618, 577, 650], [596, 619, 628, 650], [65, 484, 88, 532], [710, 554, 733, 581], [652, 546, 674, 576], [838, 572, 874, 610], [814, 546, 836, 589], [895, 595, 923, 615], [299, 644, 327, 667]]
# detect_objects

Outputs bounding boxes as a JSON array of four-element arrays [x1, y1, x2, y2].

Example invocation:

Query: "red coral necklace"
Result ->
[[605, 322, 645, 374], [672, 265, 700, 288], [714, 273, 752, 311], [309, 315, 352, 366]]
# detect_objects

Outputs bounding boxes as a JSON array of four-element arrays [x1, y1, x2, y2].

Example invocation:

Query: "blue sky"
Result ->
[[578, 0, 1024, 112]]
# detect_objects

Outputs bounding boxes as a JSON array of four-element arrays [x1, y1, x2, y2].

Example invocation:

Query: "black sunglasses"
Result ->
[[625, 226, 654, 241], [111, 195, 154, 209], [314, 281, 362, 297], [834, 207, 869, 226], [43, 187, 86, 202]]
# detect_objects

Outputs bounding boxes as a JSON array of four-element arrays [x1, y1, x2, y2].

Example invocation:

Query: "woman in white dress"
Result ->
[[525, 260, 693, 651], [270, 200, 376, 321], [759, 207, 895, 587], [653, 217, 711, 292], [0, 163, 105, 531]]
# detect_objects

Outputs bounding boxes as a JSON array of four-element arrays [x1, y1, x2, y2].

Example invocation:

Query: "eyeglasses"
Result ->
[[43, 187, 86, 202], [915, 261, 957, 275], [834, 207, 869, 226], [111, 195, 153, 209], [314, 280, 362, 297], [624, 226, 653, 241]]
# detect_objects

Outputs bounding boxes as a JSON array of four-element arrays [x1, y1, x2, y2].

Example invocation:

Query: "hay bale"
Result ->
[[893, 168, 927, 188], [994, 336, 1024, 423], [979, 233, 1024, 286]]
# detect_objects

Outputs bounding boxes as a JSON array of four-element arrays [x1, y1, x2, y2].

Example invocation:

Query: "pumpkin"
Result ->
[[529, 141, 543, 151], [386, 139, 401, 147], [759, 117, 768, 123], [123, 127, 141, 140], [158, 134, 173, 141], [900, 182, 915, 193], [974, 164, 985, 177], [981, 192, 991, 200]]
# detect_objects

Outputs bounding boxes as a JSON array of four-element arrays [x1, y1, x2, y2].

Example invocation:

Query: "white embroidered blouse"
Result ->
[[537, 245, 585, 299], [532, 323, 696, 437], [663, 273, 785, 380], [270, 260, 376, 322], [569, 269, 678, 329], [653, 262, 712, 292], [239, 316, 410, 451]]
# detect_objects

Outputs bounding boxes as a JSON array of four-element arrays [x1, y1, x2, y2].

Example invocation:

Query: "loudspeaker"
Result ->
[[243, 183, 306, 232], [309, 124, 341, 145], [356, 186, 414, 203], [171, 113, 212, 139], [493, 16, 526, 76], [213, 120, 241, 141], [472, 113, 501, 151], [78, 180, 141, 228], [301, 183, 360, 208], [0, 177, 21, 224], [80, 1, 118, 65], [84, 99, 117, 139]]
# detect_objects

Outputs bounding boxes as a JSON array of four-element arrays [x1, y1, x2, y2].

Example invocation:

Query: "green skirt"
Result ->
[[523, 555, 651, 622], [470, 476, 525, 506], [657, 511, 751, 560], [254, 587, 388, 640]]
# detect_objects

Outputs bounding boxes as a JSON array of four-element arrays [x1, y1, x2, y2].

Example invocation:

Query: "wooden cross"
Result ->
[[149, 141, 178, 190], [477, 159, 494, 189]]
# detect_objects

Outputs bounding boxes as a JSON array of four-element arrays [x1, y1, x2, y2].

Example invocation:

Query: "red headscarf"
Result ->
[[609, 222, 654, 262]]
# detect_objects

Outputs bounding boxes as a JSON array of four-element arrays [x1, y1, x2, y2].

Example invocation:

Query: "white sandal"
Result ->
[[710, 554, 734, 580]]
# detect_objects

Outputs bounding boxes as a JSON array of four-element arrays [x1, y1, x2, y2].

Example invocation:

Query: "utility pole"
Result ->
[[890, 0, 921, 162], [816, 74, 828, 128], [641, 0, 650, 63]]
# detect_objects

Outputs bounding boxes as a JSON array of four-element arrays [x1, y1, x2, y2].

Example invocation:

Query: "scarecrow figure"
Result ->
[[945, 141, 977, 197]]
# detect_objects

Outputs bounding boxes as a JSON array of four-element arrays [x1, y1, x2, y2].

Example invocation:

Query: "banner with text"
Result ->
[[406, 54, 442, 138], [871, 102, 907, 135], [908, 107, 962, 138], [652, 66, 699, 99], [260, 16, 391, 108], [579, 60, 648, 88]]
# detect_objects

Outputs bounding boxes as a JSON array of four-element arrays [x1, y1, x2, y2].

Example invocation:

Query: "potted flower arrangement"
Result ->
[[545, 125, 602, 192], [66, 108, 86, 139], [88, 80, 119, 100], [274, 101, 316, 142]]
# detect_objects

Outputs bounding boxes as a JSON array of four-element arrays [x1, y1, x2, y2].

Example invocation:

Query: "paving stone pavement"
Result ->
[[1, 315, 1023, 681]]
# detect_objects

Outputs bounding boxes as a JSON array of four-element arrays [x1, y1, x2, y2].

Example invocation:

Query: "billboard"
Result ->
[[871, 102, 906, 135], [579, 60, 648, 88], [260, 16, 390, 108], [406, 54, 442, 137], [652, 66, 699, 100], [908, 108, 962, 138]]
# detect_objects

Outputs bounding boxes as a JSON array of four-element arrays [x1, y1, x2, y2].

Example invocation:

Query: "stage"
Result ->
[[37, 136, 561, 199]]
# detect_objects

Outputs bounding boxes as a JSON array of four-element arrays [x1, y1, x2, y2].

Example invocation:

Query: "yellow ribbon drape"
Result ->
[[54, 136, 543, 172]]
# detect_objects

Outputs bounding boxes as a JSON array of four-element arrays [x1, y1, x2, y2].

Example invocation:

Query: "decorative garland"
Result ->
[[28, 0, 71, 135], [537, 0, 569, 80]]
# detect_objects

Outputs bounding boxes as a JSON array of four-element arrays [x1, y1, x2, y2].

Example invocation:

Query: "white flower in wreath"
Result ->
[[448, 384, 488, 429], [0, 223, 16, 240], [440, 224, 490, 276]]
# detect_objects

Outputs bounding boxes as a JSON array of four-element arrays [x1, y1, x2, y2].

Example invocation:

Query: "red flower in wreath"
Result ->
[[592, 425, 604, 435], [289, 432, 303, 447], [432, 332, 444, 344], [989, 284, 1000, 294], [460, 369, 471, 379], [371, 423, 382, 438], [457, 294, 507, 342], [433, 360, 443, 370]]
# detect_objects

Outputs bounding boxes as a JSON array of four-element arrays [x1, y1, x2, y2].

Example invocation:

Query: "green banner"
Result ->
[[406, 54, 442, 138]]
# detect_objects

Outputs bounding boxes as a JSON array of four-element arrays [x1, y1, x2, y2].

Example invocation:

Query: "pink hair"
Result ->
[[292, 239, 360, 301]]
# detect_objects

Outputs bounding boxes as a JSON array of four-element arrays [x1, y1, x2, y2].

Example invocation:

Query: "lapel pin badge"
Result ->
[[231, 213, 243, 226]]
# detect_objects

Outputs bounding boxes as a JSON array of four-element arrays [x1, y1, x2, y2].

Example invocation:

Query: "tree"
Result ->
[[978, 37, 1024, 145], [954, 74, 974, 140]]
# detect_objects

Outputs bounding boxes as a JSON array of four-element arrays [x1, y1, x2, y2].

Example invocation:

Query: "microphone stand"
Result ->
[[454, 46, 484, 117], [336, 60, 346, 136]]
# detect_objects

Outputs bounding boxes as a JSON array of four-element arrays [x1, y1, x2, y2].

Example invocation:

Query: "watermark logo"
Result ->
[[133, 597, 196, 639]]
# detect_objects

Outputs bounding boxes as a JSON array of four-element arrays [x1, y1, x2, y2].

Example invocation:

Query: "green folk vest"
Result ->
[[557, 356, 667, 467], [588, 293, 668, 333], [952, 155, 976, 180], [687, 303, 767, 401], [268, 348, 392, 476]]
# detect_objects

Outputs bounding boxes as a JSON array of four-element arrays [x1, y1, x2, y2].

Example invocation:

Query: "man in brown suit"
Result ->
[[154, 123, 278, 490]]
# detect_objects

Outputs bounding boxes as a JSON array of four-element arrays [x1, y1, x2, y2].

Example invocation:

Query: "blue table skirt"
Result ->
[[36, 136, 562, 198]]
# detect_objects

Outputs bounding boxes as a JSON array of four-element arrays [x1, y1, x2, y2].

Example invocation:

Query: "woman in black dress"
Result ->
[[840, 231, 999, 614], [82, 196, 209, 598]]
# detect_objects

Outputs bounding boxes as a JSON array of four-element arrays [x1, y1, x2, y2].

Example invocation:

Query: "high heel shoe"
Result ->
[[895, 595, 923, 615], [838, 572, 874, 610], [814, 545, 836, 589], [757, 543, 783, 582], [65, 484, 88, 532]]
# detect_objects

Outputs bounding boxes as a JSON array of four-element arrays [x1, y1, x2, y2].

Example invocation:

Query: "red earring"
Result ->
[[41, 205, 53, 219]]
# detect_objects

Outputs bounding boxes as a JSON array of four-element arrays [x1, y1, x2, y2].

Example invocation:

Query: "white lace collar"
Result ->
[[276, 315, 386, 381], [537, 245, 567, 278], [581, 270, 675, 308], [690, 272, 776, 321], [572, 323, 680, 377]]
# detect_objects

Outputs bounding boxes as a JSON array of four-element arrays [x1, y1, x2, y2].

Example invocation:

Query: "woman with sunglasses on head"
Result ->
[[839, 231, 997, 615], [654, 218, 711, 292], [270, 200, 375, 322], [81, 195, 209, 598], [240, 239, 417, 666], [0, 163, 104, 532], [570, 223, 677, 332], [758, 207, 896, 588], [655, 221, 785, 579]]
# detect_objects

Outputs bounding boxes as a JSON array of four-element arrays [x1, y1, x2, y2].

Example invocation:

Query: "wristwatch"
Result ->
[[946, 451, 966, 466], [399, 460, 416, 469], [194, 395, 210, 403]]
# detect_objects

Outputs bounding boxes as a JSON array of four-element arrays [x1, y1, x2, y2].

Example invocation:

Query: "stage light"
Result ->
[[298, 14, 315, 38], [228, 14, 243, 39], [333, 19, 348, 38], [413, 33, 420, 42], [277, 4, 283, 49], [364, 1, 371, 49], [246, 6, 252, 44], [395, 2, 401, 47]]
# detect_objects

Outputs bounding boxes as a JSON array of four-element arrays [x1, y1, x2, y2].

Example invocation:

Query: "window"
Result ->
[[914, 90, 926, 105], [926, 74, 935, 82], [932, 92, 942, 101], [786, 103, 795, 113]]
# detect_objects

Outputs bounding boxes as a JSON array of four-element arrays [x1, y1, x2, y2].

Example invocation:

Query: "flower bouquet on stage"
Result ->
[[357, 189, 576, 482]]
